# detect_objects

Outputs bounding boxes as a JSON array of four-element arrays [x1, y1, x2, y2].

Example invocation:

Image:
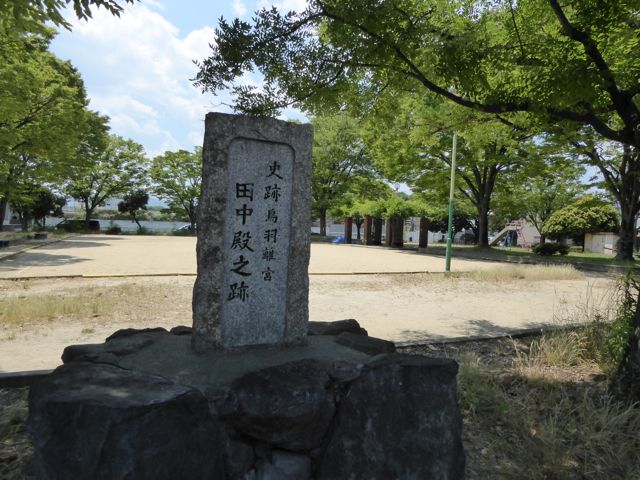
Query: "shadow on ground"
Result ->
[[396, 318, 549, 344]]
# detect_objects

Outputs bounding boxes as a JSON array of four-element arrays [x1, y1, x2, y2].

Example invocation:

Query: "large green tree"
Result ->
[[0, 24, 93, 229], [542, 195, 619, 247], [195, 0, 640, 259], [311, 113, 381, 235], [65, 135, 148, 226], [366, 93, 540, 246], [150, 148, 202, 230]]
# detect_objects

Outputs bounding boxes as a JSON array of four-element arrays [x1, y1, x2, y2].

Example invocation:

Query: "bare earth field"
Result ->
[[0, 270, 614, 372]]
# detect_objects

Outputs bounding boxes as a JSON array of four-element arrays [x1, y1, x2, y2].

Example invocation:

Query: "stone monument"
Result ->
[[27, 113, 465, 480], [192, 112, 312, 351]]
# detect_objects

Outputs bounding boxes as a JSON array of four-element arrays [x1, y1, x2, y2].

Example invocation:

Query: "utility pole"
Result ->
[[445, 132, 457, 272]]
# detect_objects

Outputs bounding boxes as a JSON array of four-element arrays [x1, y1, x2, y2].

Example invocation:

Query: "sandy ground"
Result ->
[[0, 272, 615, 372], [0, 235, 497, 278]]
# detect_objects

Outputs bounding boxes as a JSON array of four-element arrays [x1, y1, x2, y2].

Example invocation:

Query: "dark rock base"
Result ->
[[28, 321, 465, 479]]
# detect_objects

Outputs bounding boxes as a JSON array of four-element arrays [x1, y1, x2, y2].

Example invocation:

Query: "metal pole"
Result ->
[[445, 132, 457, 272]]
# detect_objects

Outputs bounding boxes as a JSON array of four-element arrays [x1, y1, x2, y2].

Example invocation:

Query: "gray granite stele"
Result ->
[[192, 112, 313, 351]]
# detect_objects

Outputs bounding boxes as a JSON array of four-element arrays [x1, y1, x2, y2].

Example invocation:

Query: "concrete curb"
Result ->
[[0, 369, 53, 388]]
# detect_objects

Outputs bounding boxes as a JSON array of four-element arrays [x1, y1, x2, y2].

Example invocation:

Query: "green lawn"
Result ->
[[420, 244, 638, 268]]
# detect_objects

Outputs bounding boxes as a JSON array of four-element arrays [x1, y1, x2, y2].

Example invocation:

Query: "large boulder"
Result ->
[[317, 354, 465, 480], [28, 322, 464, 479], [214, 359, 336, 451], [28, 362, 224, 480]]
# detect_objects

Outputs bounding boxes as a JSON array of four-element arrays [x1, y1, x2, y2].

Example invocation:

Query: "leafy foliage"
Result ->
[[531, 242, 569, 256], [65, 135, 147, 225], [542, 196, 619, 240], [117, 189, 148, 230], [150, 148, 202, 229]]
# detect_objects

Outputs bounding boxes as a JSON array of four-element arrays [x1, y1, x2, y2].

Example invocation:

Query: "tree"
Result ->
[[9, 186, 65, 230], [195, 0, 640, 258], [492, 159, 587, 243], [65, 135, 147, 226], [1, 0, 137, 35], [0, 24, 93, 230], [150, 148, 202, 230], [118, 189, 148, 231], [542, 196, 619, 248], [311, 113, 380, 236], [365, 94, 540, 247]]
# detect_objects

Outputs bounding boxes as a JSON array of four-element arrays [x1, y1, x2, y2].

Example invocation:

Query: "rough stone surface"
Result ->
[[214, 359, 335, 451], [170, 325, 193, 335], [28, 362, 223, 480], [192, 112, 312, 351], [30, 321, 464, 479], [254, 450, 311, 480], [318, 354, 465, 480], [307, 319, 368, 337], [334, 331, 396, 355], [105, 327, 167, 341], [223, 434, 255, 479]]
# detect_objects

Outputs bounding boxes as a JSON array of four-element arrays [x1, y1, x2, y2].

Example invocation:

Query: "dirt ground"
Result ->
[[0, 271, 615, 372]]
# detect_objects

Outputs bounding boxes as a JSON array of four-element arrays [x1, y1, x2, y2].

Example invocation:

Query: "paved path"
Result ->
[[0, 235, 497, 278]]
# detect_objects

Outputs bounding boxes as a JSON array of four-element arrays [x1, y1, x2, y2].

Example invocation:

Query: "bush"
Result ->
[[531, 242, 569, 256], [532, 242, 558, 255]]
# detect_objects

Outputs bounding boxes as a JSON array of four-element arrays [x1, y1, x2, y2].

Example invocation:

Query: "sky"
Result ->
[[50, 0, 308, 159]]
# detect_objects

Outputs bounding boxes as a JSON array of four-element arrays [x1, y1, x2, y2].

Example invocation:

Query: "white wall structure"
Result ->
[[584, 232, 618, 255]]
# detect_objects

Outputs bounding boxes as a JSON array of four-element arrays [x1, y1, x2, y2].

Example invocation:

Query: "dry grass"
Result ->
[[454, 347, 640, 479], [465, 264, 584, 282], [0, 281, 191, 328]]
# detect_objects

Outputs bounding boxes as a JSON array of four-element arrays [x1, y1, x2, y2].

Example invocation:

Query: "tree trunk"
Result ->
[[364, 215, 373, 245], [84, 199, 92, 229], [477, 201, 490, 248], [617, 202, 636, 261], [344, 217, 352, 244], [419, 217, 429, 249], [319, 208, 327, 237], [372, 218, 382, 245], [0, 197, 7, 231], [133, 213, 143, 231], [385, 220, 392, 246], [539, 233, 546, 244], [391, 216, 404, 248], [355, 218, 363, 241]]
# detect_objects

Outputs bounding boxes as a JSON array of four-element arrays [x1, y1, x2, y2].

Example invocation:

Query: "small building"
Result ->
[[584, 232, 618, 255]]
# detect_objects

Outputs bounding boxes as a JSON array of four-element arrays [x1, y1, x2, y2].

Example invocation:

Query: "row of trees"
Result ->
[[196, 0, 640, 262], [0, 3, 202, 232]]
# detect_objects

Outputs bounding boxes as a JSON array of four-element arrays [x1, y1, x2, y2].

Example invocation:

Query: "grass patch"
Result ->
[[465, 264, 583, 282], [424, 244, 638, 267], [0, 293, 112, 325]]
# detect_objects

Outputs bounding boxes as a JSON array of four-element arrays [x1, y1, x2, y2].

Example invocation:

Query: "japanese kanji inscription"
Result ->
[[192, 113, 312, 351]]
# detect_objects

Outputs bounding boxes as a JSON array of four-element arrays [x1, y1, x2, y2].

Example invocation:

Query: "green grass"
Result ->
[[422, 244, 638, 268]]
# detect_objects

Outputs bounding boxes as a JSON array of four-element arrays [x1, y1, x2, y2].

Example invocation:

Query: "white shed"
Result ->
[[584, 232, 618, 255]]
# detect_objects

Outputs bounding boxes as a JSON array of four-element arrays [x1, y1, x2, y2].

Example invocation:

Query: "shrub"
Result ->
[[556, 244, 570, 255], [532, 242, 560, 255]]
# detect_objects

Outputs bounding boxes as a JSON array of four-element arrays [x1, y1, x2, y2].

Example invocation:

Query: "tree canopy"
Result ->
[[542, 195, 619, 241], [150, 148, 202, 229]]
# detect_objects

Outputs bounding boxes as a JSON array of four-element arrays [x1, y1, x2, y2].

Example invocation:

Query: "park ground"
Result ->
[[2, 235, 639, 479], [0, 235, 616, 371]]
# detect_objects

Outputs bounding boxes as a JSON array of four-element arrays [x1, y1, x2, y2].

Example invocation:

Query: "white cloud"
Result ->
[[258, 0, 308, 13], [232, 0, 248, 16], [57, 3, 218, 157]]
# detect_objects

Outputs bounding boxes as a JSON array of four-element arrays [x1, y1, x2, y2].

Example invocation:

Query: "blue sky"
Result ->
[[50, 0, 307, 159]]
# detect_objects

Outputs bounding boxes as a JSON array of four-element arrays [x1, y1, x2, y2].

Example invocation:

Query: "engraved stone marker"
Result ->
[[192, 113, 312, 351]]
